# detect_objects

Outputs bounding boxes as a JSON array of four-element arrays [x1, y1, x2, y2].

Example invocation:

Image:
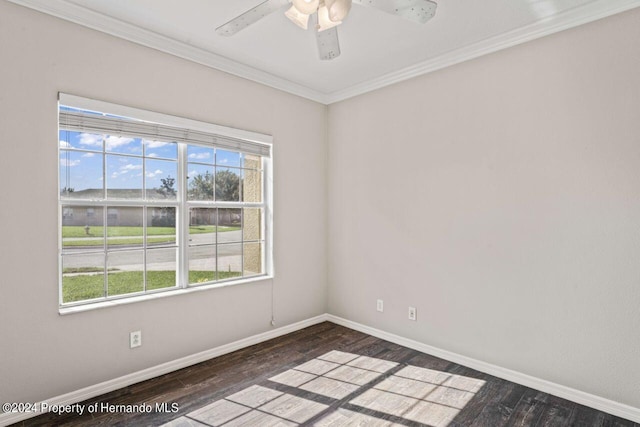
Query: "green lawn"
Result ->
[[62, 225, 240, 247], [62, 270, 241, 303], [190, 225, 240, 233], [63, 225, 239, 238], [62, 236, 178, 247], [63, 267, 116, 274]]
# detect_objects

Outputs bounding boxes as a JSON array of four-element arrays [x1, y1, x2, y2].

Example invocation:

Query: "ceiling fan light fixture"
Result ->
[[325, 0, 352, 22], [285, 5, 310, 30], [291, 0, 319, 15], [216, 0, 438, 61], [317, 5, 341, 32]]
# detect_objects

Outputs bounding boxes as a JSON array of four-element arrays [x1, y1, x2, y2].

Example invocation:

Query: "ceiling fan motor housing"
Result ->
[[291, 0, 320, 14]]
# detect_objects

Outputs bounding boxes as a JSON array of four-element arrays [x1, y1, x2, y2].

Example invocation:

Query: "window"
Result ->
[[58, 94, 272, 308]]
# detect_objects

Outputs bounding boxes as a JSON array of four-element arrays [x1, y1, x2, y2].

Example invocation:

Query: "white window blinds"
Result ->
[[58, 93, 272, 158]]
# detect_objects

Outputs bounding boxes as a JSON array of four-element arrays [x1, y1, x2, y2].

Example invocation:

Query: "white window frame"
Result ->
[[58, 93, 273, 312]]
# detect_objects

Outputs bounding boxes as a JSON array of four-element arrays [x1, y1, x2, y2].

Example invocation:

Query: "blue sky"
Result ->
[[59, 130, 244, 193]]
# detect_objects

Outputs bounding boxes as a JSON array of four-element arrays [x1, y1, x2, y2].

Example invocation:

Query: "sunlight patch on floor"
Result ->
[[160, 350, 485, 427]]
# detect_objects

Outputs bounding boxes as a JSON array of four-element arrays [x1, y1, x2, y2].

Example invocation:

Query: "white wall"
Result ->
[[327, 8, 640, 409], [0, 2, 327, 403], [2, 0, 640, 414]]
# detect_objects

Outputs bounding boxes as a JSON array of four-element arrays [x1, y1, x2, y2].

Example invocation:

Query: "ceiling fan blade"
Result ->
[[216, 0, 290, 36], [353, 0, 437, 24], [316, 26, 341, 60]]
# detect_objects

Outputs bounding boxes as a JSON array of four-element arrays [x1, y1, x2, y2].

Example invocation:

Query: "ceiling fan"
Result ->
[[216, 0, 437, 60]]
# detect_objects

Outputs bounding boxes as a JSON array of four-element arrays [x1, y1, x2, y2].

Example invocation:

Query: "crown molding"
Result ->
[[7, 0, 640, 105], [325, 0, 640, 103], [6, 0, 332, 104]]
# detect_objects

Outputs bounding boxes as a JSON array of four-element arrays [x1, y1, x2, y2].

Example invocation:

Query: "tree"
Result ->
[[158, 175, 176, 197], [188, 171, 214, 200], [187, 170, 239, 201], [151, 176, 177, 226], [215, 170, 240, 201]]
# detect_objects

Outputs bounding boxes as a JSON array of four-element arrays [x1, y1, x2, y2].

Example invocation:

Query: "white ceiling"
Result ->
[[9, 0, 640, 103]]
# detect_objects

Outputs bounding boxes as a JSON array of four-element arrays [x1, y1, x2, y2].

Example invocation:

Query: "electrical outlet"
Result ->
[[376, 299, 384, 312], [408, 307, 417, 321], [130, 330, 142, 348]]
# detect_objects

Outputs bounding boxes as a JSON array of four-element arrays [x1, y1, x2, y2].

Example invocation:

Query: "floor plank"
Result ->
[[12, 322, 638, 427]]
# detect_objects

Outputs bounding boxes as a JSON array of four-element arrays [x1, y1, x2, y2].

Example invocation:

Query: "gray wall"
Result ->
[[327, 8, 640, 409], [0, 2, 327, 403]]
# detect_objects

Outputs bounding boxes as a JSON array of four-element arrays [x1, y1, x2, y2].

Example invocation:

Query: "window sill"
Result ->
[[58, 275, 273, 315]]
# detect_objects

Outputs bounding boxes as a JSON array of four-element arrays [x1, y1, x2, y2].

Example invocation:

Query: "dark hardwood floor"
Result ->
[[12, 322, 638, 426]]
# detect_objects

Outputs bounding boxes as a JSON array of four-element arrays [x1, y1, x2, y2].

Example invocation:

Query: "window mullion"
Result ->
[[263, 156, 273, 277], [142, 150, 147, 293], [241, 207, 244, 278], [177, 143, 188, 289], [215, 210, 218, 283], [103, 200, 108, 299], [143, 206, 147, 293]]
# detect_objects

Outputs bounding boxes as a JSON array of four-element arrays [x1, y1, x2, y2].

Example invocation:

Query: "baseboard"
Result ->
[[326, 314, 640, 424], [0, 314, 329, 426], [3, 313, 639, 426]]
